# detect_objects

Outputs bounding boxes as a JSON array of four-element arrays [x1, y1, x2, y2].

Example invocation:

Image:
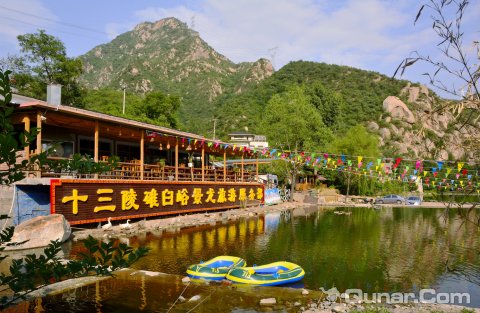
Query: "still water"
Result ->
[[129, 206, 480, 300], [18, 206, 480, 311]]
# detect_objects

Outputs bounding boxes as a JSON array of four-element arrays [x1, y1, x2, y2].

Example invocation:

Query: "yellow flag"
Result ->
[[457, 162, 464, 172], [358, 156, 363, 164]]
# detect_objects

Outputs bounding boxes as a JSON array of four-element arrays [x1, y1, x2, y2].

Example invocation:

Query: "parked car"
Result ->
[[406, 196, 422, 205], [374, 194, 405, 204]]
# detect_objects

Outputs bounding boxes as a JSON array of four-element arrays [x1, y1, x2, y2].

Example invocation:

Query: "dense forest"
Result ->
[[213, 61, 410, 139]]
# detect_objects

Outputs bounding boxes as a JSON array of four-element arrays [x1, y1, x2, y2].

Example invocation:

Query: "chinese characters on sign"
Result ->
[[52, 180, 264, 225]]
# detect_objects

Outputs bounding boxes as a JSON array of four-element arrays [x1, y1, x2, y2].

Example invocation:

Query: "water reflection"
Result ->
[[66, 207, 480, 308], [11, 270, 313, 312]]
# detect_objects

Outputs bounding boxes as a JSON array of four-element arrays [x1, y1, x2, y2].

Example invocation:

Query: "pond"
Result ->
[[128, 206, 480, 303], [20, 206, 480, 311]]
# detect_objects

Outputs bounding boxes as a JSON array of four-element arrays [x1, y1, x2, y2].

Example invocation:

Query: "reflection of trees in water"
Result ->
[[438, 190, 480, 227], [123, 217, 266, 273], [262, 207, 480, 292], [377, 207, 480, 292], [67, 208, 480, 293]]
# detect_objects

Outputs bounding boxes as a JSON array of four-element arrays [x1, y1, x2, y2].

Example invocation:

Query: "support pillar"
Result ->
[[94, 120, 99, 179], [23, 116, 31, 161], [201, 146, 205, 182], [223, 150, 227, 182], [140, 131, 144, 180], [175, 138, 179, 181], [241, 154, 244, 182]]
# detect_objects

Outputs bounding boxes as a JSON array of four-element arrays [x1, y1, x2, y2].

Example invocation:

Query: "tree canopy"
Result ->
[[327, 124, 380, 157], [2, 30, 85, 107], [260, 84, 333, 152], [84, 89, 181, 128]]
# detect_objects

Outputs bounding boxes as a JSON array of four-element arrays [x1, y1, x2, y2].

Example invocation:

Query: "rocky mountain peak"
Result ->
[[376, 84, 476, 160], [80, 17, 273, 134], [134, 17, 187, 32]]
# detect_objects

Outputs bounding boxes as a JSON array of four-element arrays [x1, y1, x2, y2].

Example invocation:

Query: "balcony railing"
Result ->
[[40, 158, 256, 182]]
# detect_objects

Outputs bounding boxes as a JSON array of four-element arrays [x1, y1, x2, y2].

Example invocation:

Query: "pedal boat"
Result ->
[[225, 261, 305, 286], [186, 256, 246, 280]]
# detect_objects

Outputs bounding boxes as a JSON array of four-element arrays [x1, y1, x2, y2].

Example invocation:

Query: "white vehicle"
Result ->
[[257, 174, 278, 189]]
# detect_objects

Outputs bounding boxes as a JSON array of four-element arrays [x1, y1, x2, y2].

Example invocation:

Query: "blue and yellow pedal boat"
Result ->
[[226, 261, 305, 286], [186, 256, 246, 280]]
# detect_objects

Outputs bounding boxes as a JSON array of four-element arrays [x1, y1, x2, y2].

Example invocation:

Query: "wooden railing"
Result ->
[[40, 159, 256, 182]]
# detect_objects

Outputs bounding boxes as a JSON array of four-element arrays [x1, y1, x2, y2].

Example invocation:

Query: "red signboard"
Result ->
[[50, 179, 264, 225]]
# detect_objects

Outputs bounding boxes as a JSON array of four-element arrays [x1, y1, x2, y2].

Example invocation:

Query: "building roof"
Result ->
[[14, 95, 205, 140], [228, 132, 254, 136]]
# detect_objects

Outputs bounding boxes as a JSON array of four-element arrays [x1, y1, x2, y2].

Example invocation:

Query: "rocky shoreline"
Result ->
[[71, 200, 303, 241], [71, 194, 446, 242]]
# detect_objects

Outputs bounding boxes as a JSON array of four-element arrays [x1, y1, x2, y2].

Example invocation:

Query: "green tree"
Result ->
[[328, 125, 379, 156], [0, 70, 148, 308], [83, 89, 181, 128], [0, 70, 40, 185], [135, 91, 180, 128], [306, 82, 347, 132], [84, 89, 143, 116], [11, 30, 85, 107], [260, 85, 333, 198], [327, 125, 380, 196]]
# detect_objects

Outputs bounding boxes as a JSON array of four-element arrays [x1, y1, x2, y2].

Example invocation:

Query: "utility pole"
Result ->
[[122, 86, 126, 115], [212, 118, 217, 140]]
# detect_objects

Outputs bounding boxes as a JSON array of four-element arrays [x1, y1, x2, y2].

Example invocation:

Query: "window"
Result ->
[[116, 143, 140, 162], [79, 138, 112, 158]]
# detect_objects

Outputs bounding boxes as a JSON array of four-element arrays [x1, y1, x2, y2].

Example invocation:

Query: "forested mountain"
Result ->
[[79, 18, 477, 161], [213, 61, 410, 136], [80, 17, 273, 133], [214, 60, 477, 160]]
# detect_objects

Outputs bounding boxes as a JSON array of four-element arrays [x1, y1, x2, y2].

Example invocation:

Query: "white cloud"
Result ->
[[131, 0, 433, 73]]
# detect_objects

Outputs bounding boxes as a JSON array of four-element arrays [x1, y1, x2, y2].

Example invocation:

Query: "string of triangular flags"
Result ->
[[254, 148, 479, 192], [144, 130, 479, 192]]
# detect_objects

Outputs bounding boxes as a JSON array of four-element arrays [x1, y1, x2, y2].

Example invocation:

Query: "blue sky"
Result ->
[[1, 0, 479, 98]]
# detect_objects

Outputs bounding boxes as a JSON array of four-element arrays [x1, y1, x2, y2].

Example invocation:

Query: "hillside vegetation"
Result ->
[[80, 17, 273, 134], [213, 61, 410, 138], [78, 18, 476, 161]]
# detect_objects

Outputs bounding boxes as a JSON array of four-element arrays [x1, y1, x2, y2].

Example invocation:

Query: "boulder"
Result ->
[[379, 128, 391, 140], [260, 298, 276, 305], [394, 142, 408, 154], [366, 121, 379, 132], [447, 146, 465, 160], [5, 214, 71, 250], [407, 86, 420, 103], [383, 96, 416, 124]]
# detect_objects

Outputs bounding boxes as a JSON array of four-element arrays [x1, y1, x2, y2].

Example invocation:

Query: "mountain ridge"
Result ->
[[80, 17, 274, 133], [79, 18, 478, 161]]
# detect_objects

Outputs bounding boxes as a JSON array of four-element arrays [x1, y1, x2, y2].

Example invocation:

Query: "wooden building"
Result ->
[[6, 95, 264, 225]]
